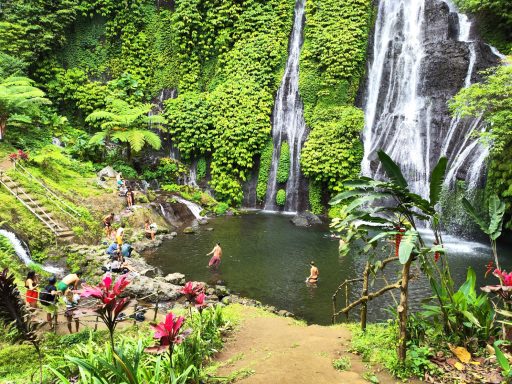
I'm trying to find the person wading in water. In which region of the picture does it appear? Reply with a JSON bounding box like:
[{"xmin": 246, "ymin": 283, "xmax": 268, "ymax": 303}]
[
  {"xmin": 207, "ymin": 242, "xmax": 222, "ymax": 269},
  {"xmin": 306, "ymin": 261, "xmax": 319, "ymax": 285}
]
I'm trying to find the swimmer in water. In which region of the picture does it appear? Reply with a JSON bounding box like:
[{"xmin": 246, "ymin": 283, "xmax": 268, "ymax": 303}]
[{"xmin": 306, "ymin": 261, "xmax": 319, "ymax": 285}]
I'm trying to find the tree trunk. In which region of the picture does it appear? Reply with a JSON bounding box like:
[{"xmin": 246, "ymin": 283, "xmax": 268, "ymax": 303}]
[
  {"xmin": 398, "ymin": 259, "xmax": 412, "ymax": 362},
  {"xmin": 126, "ymin": 142, "xmax": 132, "ymax": 162},
  {"xmin": 360, "ymin": 262, "xmax": 370, "ymax": 331},
  {"xmin": 0, "ymin": 118, "xmax": 6, "ymax": 141}
]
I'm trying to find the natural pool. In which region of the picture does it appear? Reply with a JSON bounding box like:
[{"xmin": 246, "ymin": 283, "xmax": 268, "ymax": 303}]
[{"xmin": 145, "ymin": 213, "xmax": 512, "ymax": 325}]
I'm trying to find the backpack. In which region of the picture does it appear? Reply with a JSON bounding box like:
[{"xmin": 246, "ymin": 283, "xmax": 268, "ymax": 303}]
[{"xmin": 39, "ymin": 285, "xmax": 55, "ymax": 306}]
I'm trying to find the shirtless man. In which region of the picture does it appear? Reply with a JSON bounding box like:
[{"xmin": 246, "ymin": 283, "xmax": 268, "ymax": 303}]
[
  {"xmin": 306, "ymin": 261, "xmax": 319, "ymax": 285},
  {"xmin": 207, "ymin": 242, "xmax": 222, "ymax": 269},
  {"xmin": 57, "ymin": 271, "xmax": 83, "ymax": 293},
  {"xmin": 103, "ymin": 213, "xmax": 115, "ymax": 237}
]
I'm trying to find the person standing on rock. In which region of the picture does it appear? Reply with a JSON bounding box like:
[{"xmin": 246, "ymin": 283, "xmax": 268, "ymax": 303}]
[
  {"xmin": 306, "ymin": 261, "xmax": 319, "ymax": 285},
  {"xmin": 207, "ymin": 242, "xmax": 222, "ymax": 269},
  {"xmin": 103, "ymin": 213, "xmax": 115, "ymax": 238}
]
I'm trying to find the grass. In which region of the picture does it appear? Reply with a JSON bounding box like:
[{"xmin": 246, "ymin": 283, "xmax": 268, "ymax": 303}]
[{"xmin": 332, "ymin": 356, "xmax": 351, "ymax": 371}]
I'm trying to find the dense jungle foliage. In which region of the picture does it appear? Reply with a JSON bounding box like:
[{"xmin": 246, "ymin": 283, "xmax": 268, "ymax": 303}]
[{"xmin": 0, "ymin": 0, "xmax": 373, "ymax": 209}]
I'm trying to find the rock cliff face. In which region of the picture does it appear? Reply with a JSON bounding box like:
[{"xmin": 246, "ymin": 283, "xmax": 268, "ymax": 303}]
[{"xmin": 361, "ymin": 0, "xmax": 500, "ymax": 196}]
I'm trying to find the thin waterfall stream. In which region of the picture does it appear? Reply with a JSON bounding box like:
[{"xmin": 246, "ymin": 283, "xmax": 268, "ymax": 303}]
[{"xmin": 264, "ymin": 0, "xmax": 307, "ymax": 212}]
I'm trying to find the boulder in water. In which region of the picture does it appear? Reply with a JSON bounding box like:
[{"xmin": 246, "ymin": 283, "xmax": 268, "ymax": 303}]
[
  {"xmin": 183, "ymin": 226, "xmax": 196, "ymax": 234},
  {"xmin": 291, "ymin": 212, "xmax": 322, "ymax": 227},
  {"xmin": 124, "ymin": 275, "xmax": 181, "ymax": 302},
  {"xmin": 164, "ymin": 272, "xmax": 186, "ymax": 285}
]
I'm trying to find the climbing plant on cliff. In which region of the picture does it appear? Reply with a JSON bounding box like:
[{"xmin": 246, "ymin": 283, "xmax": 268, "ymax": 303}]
[
  {"xmin": 299, "ymin": 0, "xmax": 372, "ymax": 200},
  {"xmin": 301, "ymin": 106, "xmax": 364, "ymax": 192}
]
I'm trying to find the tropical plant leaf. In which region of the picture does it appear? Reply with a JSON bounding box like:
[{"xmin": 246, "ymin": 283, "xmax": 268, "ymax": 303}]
[
  {"xmin": 377, "ymin": 150, "xmax": 408, "ymax": 189},
  {"xmin": 461, "ymin": 197, "xmax": 488, "ymax": 233},
  {"xmin": 398, "ymin": 230, "xmax": 417, "ymax": 264},
  {"xmin": 429, "ymin": 157, "xmax": 448, "ymax": 206},
  {"xmin": 494, "ymin": 342, "xmax": 511, "ymax": 373},
  {"xmin": 488, "ymin": 194, "xmax": 505, "ymax": 240}
]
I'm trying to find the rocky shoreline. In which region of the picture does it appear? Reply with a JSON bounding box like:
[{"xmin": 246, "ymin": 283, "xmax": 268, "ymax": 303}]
[{"xmin": 65, "ymin": 237, "xmax": 295, "ymax": 318}]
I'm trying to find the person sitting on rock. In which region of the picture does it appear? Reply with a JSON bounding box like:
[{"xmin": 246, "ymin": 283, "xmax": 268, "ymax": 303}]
[{"xmin": 144, "ymin": 219, "xmax": 155, "ymax": 240}]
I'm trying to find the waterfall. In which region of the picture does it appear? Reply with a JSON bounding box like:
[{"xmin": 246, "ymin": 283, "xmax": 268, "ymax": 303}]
[
  {"xmin": 0, "ymin": 229, "xmax": 63, "ymax": 275},
  {"xmin": 186, "ymin": 159, "xmax": 198, "ymax": 188},
  {"xmin": 361, "ymin": 0, "xmax": 500, "ymax": 197},
  {"xmin": 172, "ymin": 196, "xmax": 205, "ymax": 220},
  {"xmin": 264, "ymin": 0, "xmax": 307, "ymax": 212}
]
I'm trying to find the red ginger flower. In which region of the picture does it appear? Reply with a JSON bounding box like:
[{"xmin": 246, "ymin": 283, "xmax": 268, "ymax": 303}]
[{"xmin": 17, "ymin": 149, "xmax": 28, "ymax": 160}]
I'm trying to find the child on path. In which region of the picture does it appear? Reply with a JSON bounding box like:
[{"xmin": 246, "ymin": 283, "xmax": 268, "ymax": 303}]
[{"xmin": 63, "ymin": 288, "xmax": 80, "ymax": 334}]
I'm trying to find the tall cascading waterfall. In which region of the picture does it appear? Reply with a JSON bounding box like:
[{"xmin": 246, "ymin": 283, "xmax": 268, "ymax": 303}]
[
  {"xmin": 264, "ymin": 0, "xmax": 308, "ymax": 212},
  {"xmin": 361, "ymin": 0, "xmax": 500, "ymax": 198}
]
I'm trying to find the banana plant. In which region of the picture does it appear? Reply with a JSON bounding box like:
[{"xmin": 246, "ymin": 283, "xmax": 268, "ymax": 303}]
[{"xmin": 462, "ymin": 194, "xmax": 505, "ymax": 270}]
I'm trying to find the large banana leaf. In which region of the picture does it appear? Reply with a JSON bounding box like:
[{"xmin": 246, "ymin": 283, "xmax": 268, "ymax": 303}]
[
  {"xmin": 377, "ymin": 150, "xmax": 408, "ymax": 189},
  {"xmin": 429, "ymin": 157, "xmax": 448, "ymax": 206},
  {"xmin": 488, "ymin": 194, "xmax": 506, "ymax": 240}
]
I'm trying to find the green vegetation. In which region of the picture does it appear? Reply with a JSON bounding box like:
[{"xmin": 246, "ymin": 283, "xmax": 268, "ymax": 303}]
[
  {"xmin": 299, "ymin": 0, "xmax": 372, "ymax": 194},
  {"xmin": 450, "ymin": 65, "xmax": 512, "ymax": 225},
  {"xmin": 276, "ymin": 189, "xmax": 286, "ymax": 206},
  {"xmin": 276, "ymin": 141, "xmax": 290, "ymax": 183},
  {"xmin": 196, "ymin": 157, "xmax": 207, "ymax": 181},
  {"xmin": 332, "ymin": 356, "xmax": 351, "ymax": 371},
  {"xmin": 256, "ymin": 140, "xmax": 274, "ymax": 203},
  {"xmin": 308, "ymin": 180, "xmax": 323, "ymax": 215},
  {"xmin": 301, "ymin": 107, "xmax": 364, "ymax": 192}
]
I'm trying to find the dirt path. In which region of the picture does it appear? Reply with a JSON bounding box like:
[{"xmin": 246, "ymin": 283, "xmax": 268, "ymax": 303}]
[{"xmin": 214, "ymin": 306, "xmax": 420, "ymax": 384}]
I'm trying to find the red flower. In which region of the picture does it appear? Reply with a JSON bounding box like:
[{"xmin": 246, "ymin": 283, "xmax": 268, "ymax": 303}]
[
  {"xmin": 146, "ymin": 312, "xmax": 190, "ymax": 354},
  {"xmin": 485, "ymin": 261, "xmax": 494, "ymax": 278},
  {"xmin": 180, "ymin": 281, "xmax": 204, "ymax": 301},
  {"xmin": 80, "ymin": 274, "xmax": 131, "ymax": 349},
  {"xmin": 17, "ymin": 150, "xmax": 28, "ymax": 160},
  {"xmin": 195, "ymin": 292, "xmax": 207, "ymax": 310},
  {"xmin": 8, "ymin": 153, "xmax": 17, "ymax": 162},
  {"xmin": 494, "ymin": 269, "xmax": 512, "ymax": 286}
]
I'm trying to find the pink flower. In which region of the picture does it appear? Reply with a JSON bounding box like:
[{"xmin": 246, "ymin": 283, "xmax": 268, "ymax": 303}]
[
  {"xmin": 17, "ymin": 149, "xmax": 28, "ymax": 160},
  {"xmin": 8, "ymin": 153, "xmax": 17, "ymax": 162},
  {"xmin": 195, "ymin": 292, "xmax": 207, "ymax": 310},
  {"xmin": 180, "ymin": 281, "xmax": 203, "ymax": 301}
]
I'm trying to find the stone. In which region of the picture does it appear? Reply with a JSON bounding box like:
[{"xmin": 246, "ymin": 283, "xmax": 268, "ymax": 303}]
[
  {"xmin": 183, "ymin": 226, "xmax": 195, "ymax": 234},
  {"xmin": 291, "ymin": 212, "xmax": 323, "ymax": 227},
  {"xmin": 164, "ymin": 272, "xmax": 186, "ymax": 285},
  {"xmin": 124, "ymin": 275, "xmax": 182, "ymax": 302},
  {"xmin": 170, "ymin": 232, "xmax": 178, "ymax": 237},
  {"xmin": 215, "ymin": 285, "xmax": 230, "ymax": 298},
  {"xmin": 221, "ymin": 296, "xmax": 231, "ymax": 305},
  {"xmin": 206, "ymin": 227, "xmax": 214, "ymax": 231},
  {"xmin": 207, "ymin": 294, "xmax": 219, "ymax": 302},
  {"xmin": 97, "ymin": 166, "xmax": 117, "ymax": 178},
  {"xmin": 198, "ymin": 218, "xmax": 208, "ymax": 225},
  {"xmin": 206, "ymin": 288, "xmax": 215, "ymax": 296}
]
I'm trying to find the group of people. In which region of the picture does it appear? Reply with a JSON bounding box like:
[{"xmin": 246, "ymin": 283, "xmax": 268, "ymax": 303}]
[
  {"xmin": 24, "ymin": 271, "xmax": 83, "ymax": 333},
  {"xmin": 116, "ymin": 173, "xmax": 136, "ymax": 208}
]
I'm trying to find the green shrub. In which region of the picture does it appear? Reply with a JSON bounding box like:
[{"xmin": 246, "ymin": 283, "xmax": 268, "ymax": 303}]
[
  {"xmin": 114, "ymin": 163, "xmax": 138, "ymax": 179},
  {"xmin": 196, "ymin": 157, "xmax": 207, "ymax": 180},
  {"xmin": 332, "ymin": 356, "xmax": 351, "ymax": 371},
  {"xmin": 162, "ymin": 183, "xmax": 181, "ymax": 193},
  {"xmin": 214, "ymin": 202, "xmax": 229, "ymax": 215},
  {"xmin": 276, "ymin": 189, "xmax": 286, "ymax": 206},
  {"xmin": 276, "ymin": 141, "xmax": 290, "ymax": 183},
  {"xmin": 308, "ymin": 181, "xmax": 323, "ymax": 214},
  {"xmin": 256, "ymin": 140, "xmax": 274, "ymax": 202}
]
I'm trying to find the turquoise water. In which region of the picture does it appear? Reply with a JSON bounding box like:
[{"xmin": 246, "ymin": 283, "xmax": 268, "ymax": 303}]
[{"xmin": 145, "ymin": 213, "xmax": 512, "ymax": 325}]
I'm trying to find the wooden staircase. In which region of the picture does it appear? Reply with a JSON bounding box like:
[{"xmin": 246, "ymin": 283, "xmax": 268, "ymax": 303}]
[{"xmin": 0, "ymin": 169, "xmax": 76, "ymax": 241}]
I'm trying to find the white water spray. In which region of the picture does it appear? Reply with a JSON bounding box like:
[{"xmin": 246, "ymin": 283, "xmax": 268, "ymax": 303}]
[
  {"xmin": 0, "ymin": 229, "xmax": 63, "ymax": 274},
  {"xmin": 172, "ymin": 196, "xmax": 205, "ymax": 220}
]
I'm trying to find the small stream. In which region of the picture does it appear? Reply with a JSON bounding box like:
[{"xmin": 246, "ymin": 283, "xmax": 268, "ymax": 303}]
[{"xmin": 146, "ymin": 214, "xmax": 512, "ymax": 325}]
